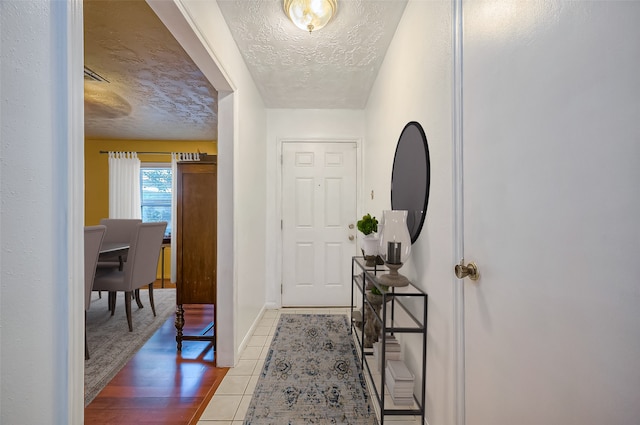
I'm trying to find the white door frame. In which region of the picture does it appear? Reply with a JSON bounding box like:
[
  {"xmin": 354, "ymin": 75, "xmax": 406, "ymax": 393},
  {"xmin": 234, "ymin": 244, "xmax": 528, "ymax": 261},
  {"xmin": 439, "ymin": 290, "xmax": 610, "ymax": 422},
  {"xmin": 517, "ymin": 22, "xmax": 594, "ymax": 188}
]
[
  {"xmin": 274, "ymin": 138, "xmax": 362, "ymax": 308},
  {"xmin": 452, "ymin": 0, "xmax": 465, "ymax": 424},
  {"xmin": 69, "ymin": 1, "xmax": 86, "ymax": 421}
]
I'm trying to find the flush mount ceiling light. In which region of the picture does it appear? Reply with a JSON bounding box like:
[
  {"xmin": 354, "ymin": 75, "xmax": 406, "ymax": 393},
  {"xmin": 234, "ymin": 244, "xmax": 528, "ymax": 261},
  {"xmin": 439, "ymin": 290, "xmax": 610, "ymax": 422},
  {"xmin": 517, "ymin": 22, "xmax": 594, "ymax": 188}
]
[
  {"xmin": 84, "ymin": 81, "xmax": 132, "ymax": 119},
  {"xmin": 284, "ymin": 0, "xmax": 337, "ymax": 33}
]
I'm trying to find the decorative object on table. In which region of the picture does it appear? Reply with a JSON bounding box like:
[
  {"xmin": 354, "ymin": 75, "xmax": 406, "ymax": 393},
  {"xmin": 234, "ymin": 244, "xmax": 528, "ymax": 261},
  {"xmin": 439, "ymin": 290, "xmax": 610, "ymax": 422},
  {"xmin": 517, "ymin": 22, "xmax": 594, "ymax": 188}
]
[
  {"xmin": 378, "ymin": 210, "xmax": 411, "ymax": 287},
  {"xmin": 390, "ymin": 121, "xmax": 431, "ymax": 244},
  {"xmin": 385, "ymin": 360, "xmax": 415, "ymax": 406},
  {"xmin": 363, "ymin": 282, "xmax": 389, "ymax": 348},
  {"xmin": 357, "ymin": 213, "xmax": 380, "ymax": 267},
  {"xmin": 244, "ymin": 314, "xmax": 377, "ymax": 424},
  {"xmin": 373, "ymin": 334, "xmax": 401, "ymax": 372},
  {"xmin": 352, "ymin": 308, "xmax": 363, "ymax": 329}
]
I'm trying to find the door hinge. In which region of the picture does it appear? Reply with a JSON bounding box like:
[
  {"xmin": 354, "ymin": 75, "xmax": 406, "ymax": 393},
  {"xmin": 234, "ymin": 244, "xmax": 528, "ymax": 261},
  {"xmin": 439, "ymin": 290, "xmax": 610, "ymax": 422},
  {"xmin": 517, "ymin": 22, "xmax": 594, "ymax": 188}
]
[
  {"xmin": 280, "ymin": 154, "xmax": 283, "ymax": 165},
  {"xmin": 280, "ymin": 283, "xmax": 283, "ymax": 294},
  {"xmin": 281, "ymin": 219, "xmax": 283, "ymax": 230}
]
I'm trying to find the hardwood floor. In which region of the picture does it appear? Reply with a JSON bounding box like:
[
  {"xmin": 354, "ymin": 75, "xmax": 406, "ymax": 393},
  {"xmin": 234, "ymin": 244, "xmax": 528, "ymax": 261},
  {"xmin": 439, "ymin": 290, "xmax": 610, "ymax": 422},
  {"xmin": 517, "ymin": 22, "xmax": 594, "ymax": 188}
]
[{"xmin": 85, "ymin": 281, "xmax": 228, "ymax": 424}]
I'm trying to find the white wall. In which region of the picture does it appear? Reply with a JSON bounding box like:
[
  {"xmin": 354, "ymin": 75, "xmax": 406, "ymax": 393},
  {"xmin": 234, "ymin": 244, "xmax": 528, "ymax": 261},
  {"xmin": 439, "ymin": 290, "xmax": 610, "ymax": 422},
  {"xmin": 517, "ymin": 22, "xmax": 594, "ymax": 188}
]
[
  {"xmin": 1, "ymin": 0, "xmax": 85, "ymax": 423},
  {"xmin": 265, "ymin": 109, "xmax": 365, "ymax": 307},
  {"xmin": 149, "ymin": 0, "xmax": 268, "ymax": 366},
  {"xmin": 364, "ymin": 1, "xmax": 454, "ymax": 424},
  {"xmin": 181, "ymin": 0, "xmax": 267, "ymax": 365}
]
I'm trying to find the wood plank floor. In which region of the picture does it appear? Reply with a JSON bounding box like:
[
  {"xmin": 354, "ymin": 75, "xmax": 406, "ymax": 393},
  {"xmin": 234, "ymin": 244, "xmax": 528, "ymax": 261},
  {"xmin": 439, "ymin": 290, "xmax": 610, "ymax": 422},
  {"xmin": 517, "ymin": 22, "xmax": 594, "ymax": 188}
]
[{"xmin": 85, "ymin": 282, "xmax": 228, "ymax": 425}]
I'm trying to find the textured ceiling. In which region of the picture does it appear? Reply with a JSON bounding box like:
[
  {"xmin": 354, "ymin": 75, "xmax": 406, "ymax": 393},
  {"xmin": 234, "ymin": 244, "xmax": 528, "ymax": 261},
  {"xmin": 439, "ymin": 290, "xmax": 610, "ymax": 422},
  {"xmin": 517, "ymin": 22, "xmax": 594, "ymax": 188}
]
[
  {"xmin": 84, "ymin": 0, "xmax": 218, "ymax": 141},
  {"xmin": 83, "ymin": 0, "xmax": 407, "ymax": 141},
  {"xmin": 217, "ymin": 0, "xmax": 408, "ymax": 109}
]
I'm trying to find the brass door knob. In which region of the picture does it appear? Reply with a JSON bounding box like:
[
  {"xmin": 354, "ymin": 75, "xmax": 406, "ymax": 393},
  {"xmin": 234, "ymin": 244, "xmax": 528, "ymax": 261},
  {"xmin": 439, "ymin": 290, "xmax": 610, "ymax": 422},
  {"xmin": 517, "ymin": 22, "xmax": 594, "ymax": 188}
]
[
  {"xmin": 349, "ymin": 235, "xmax": 355, "ymax": 241},
  {"xmin": 455, "ymin": 262, "xmax": 479, "ymax": 280}
]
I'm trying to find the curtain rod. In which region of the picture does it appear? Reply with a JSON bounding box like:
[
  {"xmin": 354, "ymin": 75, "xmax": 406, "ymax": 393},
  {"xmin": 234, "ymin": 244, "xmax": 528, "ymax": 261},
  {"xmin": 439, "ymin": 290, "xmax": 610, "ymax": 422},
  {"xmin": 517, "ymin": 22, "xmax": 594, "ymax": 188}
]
[{"xmin": 99, "ymin": 151, "xmax": 210, "ymax": 156}]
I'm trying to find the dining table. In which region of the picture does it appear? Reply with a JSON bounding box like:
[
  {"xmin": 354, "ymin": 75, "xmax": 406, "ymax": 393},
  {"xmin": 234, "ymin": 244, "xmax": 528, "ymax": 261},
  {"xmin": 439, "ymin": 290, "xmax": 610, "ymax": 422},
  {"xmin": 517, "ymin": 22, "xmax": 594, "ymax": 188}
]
[
  {"xmin": 99, "ymin": 241, "xmax": 130, "ymax": 255},
  {"xmin": 96, "ymin": 241, "xmax": 143, "ymax": 309},
  {"xmin": 98, "ymin": 241, "xmax": 130, "ymax": 270}
]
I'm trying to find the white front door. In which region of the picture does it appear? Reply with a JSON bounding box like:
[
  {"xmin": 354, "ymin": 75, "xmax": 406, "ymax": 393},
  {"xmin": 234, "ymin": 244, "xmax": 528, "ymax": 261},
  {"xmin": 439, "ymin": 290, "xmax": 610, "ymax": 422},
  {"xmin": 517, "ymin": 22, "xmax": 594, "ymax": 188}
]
[
  {"xmin": 281, "ymin": 142, "xmax": 358, "ymax": 307},
  {"xmin": 460, "ymin": 2, "xmax": 640, "ymax": 424}
]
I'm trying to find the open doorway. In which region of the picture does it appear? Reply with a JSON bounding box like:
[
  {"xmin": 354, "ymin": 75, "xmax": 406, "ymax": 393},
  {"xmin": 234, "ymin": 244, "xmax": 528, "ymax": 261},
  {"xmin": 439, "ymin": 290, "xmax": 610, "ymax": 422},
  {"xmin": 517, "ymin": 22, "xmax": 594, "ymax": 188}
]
[{"xmin": 77, "ymin": 0, "xmax": 236, "ymax": 416}]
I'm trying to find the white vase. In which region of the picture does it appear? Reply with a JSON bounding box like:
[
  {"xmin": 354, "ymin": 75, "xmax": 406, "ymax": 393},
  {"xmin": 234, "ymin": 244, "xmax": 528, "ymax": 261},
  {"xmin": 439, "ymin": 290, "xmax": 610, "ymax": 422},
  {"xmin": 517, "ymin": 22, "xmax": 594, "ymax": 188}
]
[
  {"xmin": 361, "ymin": 234, "xmax": 379, "ymax": 257},
  {"xmin": 360, "ymin": 234, "xmax": 379, "ymax": 266}
]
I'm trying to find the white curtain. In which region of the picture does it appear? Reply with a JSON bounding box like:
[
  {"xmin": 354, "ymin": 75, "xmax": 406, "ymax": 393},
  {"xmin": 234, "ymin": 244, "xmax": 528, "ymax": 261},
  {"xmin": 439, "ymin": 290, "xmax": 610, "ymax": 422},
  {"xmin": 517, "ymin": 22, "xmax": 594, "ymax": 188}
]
[
  {"xmin": 170, "ymin": 153, "xmax": 201, "ymax": 283},
  {"xmin": 108, "ymin": 152, "xmax": 141, "ymax": 219}
]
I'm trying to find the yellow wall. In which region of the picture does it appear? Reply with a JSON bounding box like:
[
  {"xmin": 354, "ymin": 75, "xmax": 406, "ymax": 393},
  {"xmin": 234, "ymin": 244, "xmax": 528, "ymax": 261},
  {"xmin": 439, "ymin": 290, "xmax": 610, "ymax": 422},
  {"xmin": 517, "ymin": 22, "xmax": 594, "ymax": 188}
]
[{"xmin": 85, "ymin": 139, "xmax": 217, "ymax": 278}]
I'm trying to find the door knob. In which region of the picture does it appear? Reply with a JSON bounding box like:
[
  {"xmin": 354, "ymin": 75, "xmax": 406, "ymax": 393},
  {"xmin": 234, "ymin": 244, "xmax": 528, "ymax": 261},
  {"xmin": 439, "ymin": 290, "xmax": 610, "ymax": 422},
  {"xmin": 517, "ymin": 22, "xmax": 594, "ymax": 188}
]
[
  {"xmin": 349, "ymin": 224, "xmax": 354, "ymax": 229},
  {"xmin": 455, "ymin": 261, "xmax": 479, "ymax": 280},
  {"xmin": 349, "ymin": 235, "xmax": 355, "ymax": 241}
]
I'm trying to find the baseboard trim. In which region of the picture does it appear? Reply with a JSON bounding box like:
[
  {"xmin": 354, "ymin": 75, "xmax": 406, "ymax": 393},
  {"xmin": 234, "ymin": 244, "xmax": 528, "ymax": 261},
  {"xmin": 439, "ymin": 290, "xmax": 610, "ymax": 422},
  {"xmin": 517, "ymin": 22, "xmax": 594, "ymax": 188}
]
[{"xmin": 236, "ymin": 305, "xmax": 268, "ymax": 361}]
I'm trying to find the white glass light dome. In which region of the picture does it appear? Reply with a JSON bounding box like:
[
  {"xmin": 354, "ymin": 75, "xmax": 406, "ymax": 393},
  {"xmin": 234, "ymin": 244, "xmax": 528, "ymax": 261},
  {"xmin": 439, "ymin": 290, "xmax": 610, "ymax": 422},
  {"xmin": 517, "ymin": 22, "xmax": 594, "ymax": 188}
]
[{"xmin": 284, "ymin": 0, "xmax": 337, "ymax": 33}]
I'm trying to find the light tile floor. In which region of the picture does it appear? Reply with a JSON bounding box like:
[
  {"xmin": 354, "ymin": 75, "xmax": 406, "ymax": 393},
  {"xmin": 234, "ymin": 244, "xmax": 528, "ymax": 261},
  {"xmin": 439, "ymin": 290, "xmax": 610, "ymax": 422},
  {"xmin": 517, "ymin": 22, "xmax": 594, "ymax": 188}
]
[{"xmin": 196, "ymin": 308, "xmax": 422, "ymax": 425}]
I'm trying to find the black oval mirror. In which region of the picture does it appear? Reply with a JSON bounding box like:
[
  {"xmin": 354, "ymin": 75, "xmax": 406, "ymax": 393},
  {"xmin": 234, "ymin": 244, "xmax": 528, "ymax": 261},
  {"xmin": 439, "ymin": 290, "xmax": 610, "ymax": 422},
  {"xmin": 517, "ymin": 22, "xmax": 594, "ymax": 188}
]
[{"xmin": 390, "ymin": 121, "xmax": 430, "ymax": 244}]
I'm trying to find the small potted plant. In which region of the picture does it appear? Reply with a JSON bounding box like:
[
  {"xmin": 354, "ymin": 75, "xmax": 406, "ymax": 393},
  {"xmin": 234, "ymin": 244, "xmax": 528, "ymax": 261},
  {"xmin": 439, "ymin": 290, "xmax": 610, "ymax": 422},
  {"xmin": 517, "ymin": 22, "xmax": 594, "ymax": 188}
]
[{"xmin": 357, "ymin": 213, "xmax": 379, "ymax": 266}]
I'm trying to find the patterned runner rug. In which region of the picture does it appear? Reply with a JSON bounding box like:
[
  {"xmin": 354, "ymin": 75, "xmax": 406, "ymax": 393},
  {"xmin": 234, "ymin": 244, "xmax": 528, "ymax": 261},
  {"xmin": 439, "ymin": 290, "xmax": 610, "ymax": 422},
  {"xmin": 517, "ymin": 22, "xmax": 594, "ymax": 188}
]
[{"xmin": 244, "ymin": 314, "xmax": 377, "ymax": 424}]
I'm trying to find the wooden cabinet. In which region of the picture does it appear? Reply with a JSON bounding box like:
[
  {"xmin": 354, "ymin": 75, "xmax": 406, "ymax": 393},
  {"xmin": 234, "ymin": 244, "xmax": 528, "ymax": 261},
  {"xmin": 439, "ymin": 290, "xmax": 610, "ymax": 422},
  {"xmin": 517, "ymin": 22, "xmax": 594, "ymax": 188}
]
[{"xmin": 174, "ymin": 156, "xmax": 217, "ymax": 351}]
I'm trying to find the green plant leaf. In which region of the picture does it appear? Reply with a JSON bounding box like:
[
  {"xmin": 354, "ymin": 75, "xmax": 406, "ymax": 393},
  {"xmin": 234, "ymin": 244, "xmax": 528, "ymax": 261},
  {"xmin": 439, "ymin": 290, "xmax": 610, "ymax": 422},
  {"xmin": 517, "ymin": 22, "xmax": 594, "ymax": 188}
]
[
  {"xmin": 357, "ymin": 213, "xmax": 378, "ymax": 235},
  {"xmin": 370, "ymin": 284, "xmax": 388, "ymax": 295}
]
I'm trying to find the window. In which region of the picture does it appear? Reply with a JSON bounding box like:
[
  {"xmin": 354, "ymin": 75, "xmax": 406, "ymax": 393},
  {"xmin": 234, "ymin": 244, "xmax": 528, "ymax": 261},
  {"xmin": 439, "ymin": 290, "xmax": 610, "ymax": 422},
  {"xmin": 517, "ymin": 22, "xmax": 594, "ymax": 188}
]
[{"xmin": 140, "ymin": 164, "xmax": 172, "ymax": 238}]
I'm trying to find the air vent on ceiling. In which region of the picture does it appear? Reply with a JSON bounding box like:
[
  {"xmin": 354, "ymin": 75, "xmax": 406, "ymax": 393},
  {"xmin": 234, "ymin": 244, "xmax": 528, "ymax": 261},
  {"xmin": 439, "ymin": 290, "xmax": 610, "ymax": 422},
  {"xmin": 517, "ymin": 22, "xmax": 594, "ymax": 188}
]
[{"xmin": 84, "ymin": 66, "xmax": 109, "ymax": 83}]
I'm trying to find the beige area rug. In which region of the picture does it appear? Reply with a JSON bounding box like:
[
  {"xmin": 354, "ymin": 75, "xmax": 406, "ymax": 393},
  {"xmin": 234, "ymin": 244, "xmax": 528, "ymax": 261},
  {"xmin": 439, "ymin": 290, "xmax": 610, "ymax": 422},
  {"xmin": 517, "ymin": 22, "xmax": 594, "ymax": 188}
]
[
  {"xmin": 244, "ymin": 314, "xmax": 377, "ymax": 424},
  {"xmin": 84, "ymin": 288, "xmax": 175, "ymax": 406}
]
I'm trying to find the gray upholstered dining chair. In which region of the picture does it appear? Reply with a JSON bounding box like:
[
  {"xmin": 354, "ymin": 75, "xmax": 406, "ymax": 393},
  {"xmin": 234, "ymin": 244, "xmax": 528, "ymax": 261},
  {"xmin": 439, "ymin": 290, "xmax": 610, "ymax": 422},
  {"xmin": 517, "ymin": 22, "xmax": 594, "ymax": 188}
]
[
  {"xmin": 97, "ymin": 218, "xmax": 142, "ymax": 269},
  {"xmin": 96, "ymin": 218, "xmax": 142, "ymax": 305},
  {"xmin": 85, "ymin": 225, "xmax": 106, "ymax": 360},
  {"xmin": 92, "ymin": 221, "xmax": 167, "ymax": 332}
]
